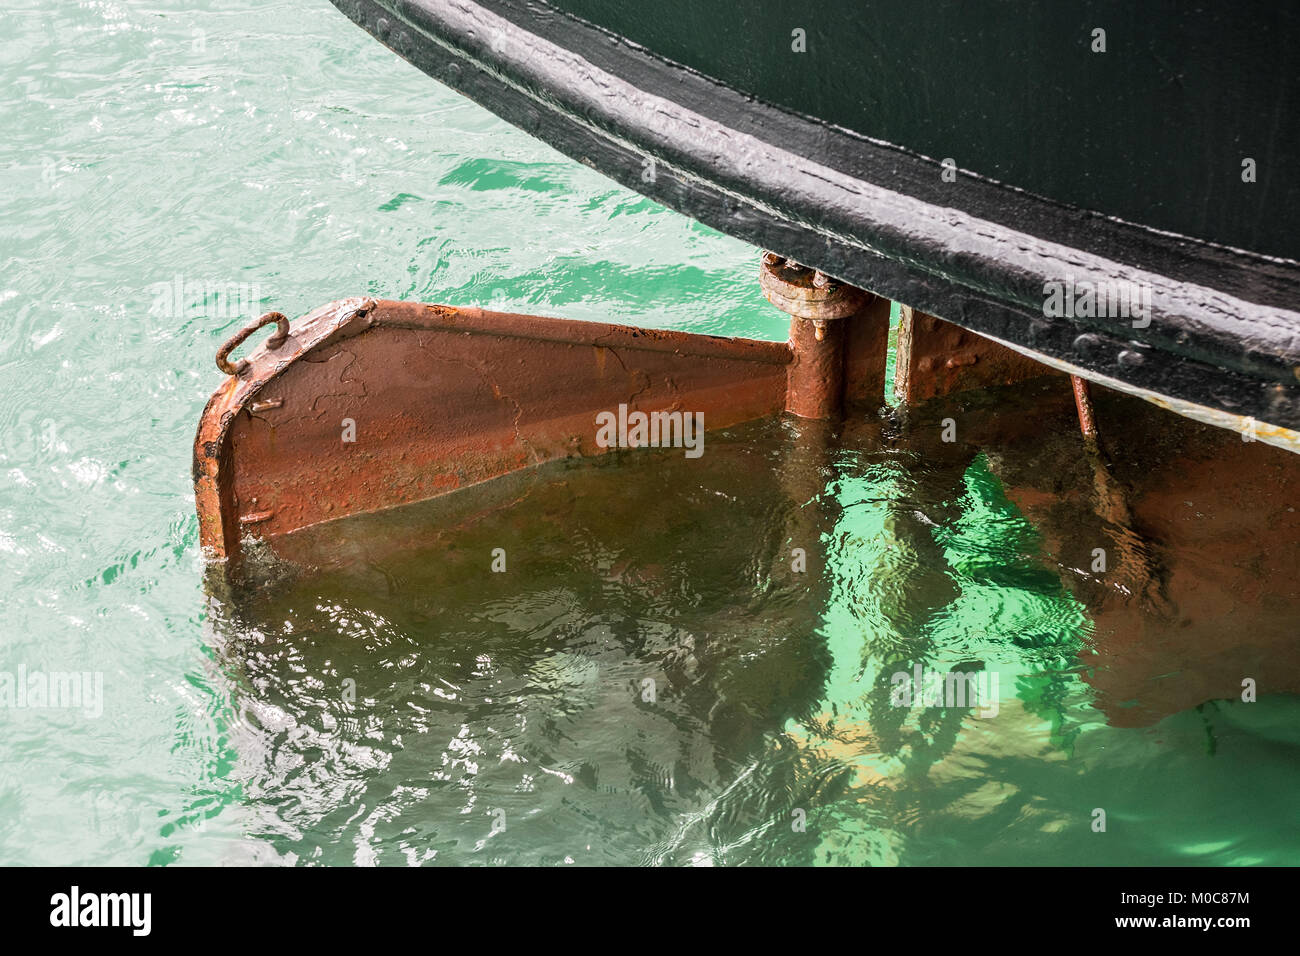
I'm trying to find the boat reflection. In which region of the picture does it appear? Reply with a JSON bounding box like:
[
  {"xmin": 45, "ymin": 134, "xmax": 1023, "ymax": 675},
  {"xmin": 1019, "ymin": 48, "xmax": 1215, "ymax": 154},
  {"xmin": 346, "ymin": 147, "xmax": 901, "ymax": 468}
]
[{"xmin": 198, "ymin": 383, "xmax": 1300, "ymax": 863}]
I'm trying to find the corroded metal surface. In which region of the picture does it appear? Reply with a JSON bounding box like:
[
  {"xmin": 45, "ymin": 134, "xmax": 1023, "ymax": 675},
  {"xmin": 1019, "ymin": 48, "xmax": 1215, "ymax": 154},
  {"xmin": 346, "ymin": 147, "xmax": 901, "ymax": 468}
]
[
  {"xmin": 894, "ymin": 306, "xmax": 1060, "ymax": 404},
  {"xmin": 195, "ymin": 280, "xmax": 900, "ymax": 563},
  {"xmin": 783, "ymin": 312, "xmax": 848, "ymax": 420},
  {"xmin": 195, "ymin": 298, "xmax": 793, "ymax": 562},
  {"xmin": 841, "ymin": 295, "xmax": 892, "ymax": 411},
  {"xmin": 761, "ymin": 253, "xmax": 890, "ymax": 419},
  {"xmin": 778, "ymin": 298, "xmax": 890, "ymax": 420},
  {"xmin": 215, "ymin": 312, "xmax": 291, "ymax": 376},
  {"xmin": 759, "ymin": 254, "xmax": 869, "ymax": 322},
  {"xmin": 1071, "ymin": 375, "xmax": 1098, "ymax": 441}
]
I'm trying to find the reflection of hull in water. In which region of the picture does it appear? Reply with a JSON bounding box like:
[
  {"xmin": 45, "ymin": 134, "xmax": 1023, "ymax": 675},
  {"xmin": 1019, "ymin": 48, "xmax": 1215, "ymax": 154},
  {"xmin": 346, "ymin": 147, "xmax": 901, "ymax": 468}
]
[
  {"xmin": 842, "ymin": 376, "xmax": 1300, "ymax": 730},
  {"xmin": 979, "ymin": 386, "xmax": 1300, "ymax": 728},
  {"xmin": 221, "ymin": 378, "xmax": 1300, "ymax": 734},
  {"xmin": 203, "ymin": 420, "xmax": 842, "ymax": 865},
  {"xmin": 204, "ymin": 400, "xmax": 1300, "ymax": 863}
]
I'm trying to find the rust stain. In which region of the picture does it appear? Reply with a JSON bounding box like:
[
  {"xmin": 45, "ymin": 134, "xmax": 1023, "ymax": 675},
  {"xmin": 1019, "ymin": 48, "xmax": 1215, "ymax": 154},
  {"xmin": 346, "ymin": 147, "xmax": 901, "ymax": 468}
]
[{"xmin": 895, "ymin": 305, "xmax": 1059, "ymax": 404}]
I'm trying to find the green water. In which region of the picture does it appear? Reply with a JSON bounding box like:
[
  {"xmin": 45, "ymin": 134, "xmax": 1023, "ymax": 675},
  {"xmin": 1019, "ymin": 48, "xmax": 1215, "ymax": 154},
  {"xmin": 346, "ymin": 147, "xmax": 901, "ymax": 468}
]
[{"xmin": 2, "ymin": 0, "xmax": 1298, "ymax": 866}]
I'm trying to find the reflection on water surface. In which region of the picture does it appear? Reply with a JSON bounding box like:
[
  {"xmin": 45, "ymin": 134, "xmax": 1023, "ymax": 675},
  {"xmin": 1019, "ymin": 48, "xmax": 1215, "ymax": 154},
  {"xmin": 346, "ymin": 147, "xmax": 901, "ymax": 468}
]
[{"xmin": 198, "ymin": 380, "xmax": 1300, "ymax": 865}]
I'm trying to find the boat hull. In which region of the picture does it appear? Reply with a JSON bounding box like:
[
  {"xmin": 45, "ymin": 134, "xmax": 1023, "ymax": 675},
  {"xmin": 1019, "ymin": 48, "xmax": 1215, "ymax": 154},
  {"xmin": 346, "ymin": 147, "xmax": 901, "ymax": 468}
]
[{"xmin": 328, "ymin": 0, "xmax": 1300, "ymax": 435}]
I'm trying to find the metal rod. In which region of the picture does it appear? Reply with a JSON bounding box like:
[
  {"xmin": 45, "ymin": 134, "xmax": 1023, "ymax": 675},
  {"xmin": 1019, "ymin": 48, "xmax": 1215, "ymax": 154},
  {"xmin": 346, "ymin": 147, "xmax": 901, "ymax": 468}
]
[{"xmin": 1072, "ymin": 375, "xmax": 1098, "ymax": 441}]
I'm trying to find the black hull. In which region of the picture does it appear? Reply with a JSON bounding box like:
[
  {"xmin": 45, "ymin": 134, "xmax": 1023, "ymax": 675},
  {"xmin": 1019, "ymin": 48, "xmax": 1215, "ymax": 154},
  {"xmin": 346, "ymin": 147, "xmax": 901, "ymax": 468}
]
[{"xmin": 328, "ymin": 0, "xmax": 1300, "ymax": 441}]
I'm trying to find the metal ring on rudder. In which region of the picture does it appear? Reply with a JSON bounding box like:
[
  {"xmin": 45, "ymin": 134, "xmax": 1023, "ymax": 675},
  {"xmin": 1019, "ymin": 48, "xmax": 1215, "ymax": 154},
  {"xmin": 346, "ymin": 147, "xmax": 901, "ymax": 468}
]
[{"xmin": 215, "ymin": 312, "xmax": 291, "ymax": 376}]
